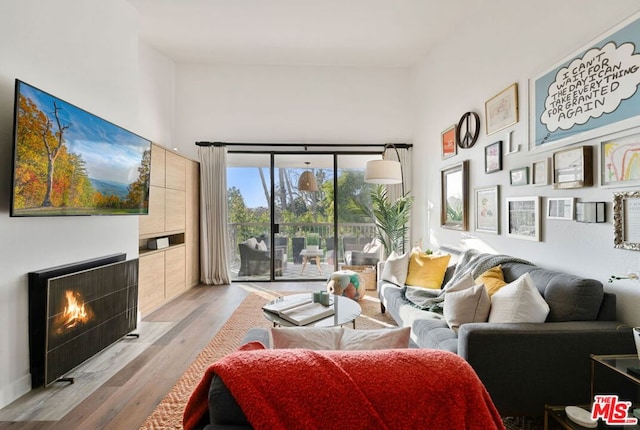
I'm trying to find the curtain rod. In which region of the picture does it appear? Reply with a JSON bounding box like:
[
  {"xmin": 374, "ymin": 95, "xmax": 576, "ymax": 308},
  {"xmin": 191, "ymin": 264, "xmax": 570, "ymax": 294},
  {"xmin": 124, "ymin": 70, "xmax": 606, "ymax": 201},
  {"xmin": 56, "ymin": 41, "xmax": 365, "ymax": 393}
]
[{"xmin": 195, "ymin": 141, "xmax": 412, "ymax": 149}]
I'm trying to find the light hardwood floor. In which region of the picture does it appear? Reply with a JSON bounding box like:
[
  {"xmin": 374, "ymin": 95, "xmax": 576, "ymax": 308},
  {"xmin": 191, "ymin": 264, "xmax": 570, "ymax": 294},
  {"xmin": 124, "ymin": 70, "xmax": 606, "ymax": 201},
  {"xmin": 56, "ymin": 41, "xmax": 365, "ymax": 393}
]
[{"xmin": 0, "ymin": 281, "xmax": 322, "ymax": 430}]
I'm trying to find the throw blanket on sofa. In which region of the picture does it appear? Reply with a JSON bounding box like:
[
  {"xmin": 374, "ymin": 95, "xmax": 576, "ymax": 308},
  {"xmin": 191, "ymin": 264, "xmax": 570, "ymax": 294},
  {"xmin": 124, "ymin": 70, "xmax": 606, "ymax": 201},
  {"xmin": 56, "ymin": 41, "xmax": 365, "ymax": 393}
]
[
  {"xmin": 183, "ymin": 343, "xmax": 504, "ymax": 430},
  {"xmin": 404, "ymin": 249, "xmax": 533, "ymax": 312}
]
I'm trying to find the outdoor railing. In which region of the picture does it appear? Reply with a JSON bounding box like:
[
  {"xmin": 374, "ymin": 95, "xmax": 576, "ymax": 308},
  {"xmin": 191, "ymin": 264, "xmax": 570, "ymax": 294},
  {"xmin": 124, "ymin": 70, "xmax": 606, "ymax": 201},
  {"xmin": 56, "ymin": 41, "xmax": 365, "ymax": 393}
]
[{"xmin": 228, "ymin": 222, "xmax": 377, "ymax": 265}]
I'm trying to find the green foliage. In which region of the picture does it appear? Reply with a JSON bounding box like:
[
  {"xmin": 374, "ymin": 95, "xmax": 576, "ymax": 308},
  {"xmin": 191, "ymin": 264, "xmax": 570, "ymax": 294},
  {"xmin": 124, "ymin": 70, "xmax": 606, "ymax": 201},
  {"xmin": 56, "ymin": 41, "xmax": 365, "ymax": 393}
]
[
  {"xmin": 306, "ymin": 232, "xmax": 320, "ymax": 246},
  {"xmin": 349, "ymin": 185, "xmax": 413, "ymax": 256}
]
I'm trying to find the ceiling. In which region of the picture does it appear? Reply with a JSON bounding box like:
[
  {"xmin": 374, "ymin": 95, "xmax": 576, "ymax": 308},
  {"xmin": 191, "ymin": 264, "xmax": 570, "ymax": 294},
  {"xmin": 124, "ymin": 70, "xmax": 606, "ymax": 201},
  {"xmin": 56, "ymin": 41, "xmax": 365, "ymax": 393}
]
[{"xmin": 128, "ymin": 0, "xmax": 480, "ymax": 67}]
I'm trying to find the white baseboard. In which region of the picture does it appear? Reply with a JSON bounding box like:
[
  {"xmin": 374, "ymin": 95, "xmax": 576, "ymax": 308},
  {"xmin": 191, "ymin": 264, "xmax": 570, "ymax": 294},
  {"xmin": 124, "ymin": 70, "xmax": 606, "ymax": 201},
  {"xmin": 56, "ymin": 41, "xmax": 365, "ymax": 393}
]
[{"xmin": 0, "ymin": 373, "xmax": 31, "ymax": 409}]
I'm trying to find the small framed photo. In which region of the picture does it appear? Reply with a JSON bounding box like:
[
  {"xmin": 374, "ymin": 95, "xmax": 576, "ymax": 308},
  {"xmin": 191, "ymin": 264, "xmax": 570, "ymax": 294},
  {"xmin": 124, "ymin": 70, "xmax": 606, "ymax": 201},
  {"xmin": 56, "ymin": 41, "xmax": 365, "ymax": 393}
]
[
  {"xmin": 475, "ymin": 186, "xmax": 499, "ymax": 234},
  {"xmin": 506, "ymin": 196, "xmax": 540, "ymax": 241},
  {"xmin": 485, "ymin": 83, "xmax": 519, "ymax": 135},
  {"xmin": 510, "ymin": 167, "xmax": 529, "ymax": 186},
  {"xmin": 441, "ymin": 124, "xmax": 457, "ymax": 159},
  {"xmin": 484, "ymin": 141, "xmax": 503, "ymax": 174},
  {"xmin": 532, "ymin": 158, "xmax": 550, "ymax": 186},
  {"xmin": 601, "ymin": 133, "xmax": 640, "ymax": 187},
  {"xmin": 547, "ymin": 197, "xmax": 574, "ymax": 220},
  {"xmin": 614, "ymin": 191, "xmax": 640, "ymax": 250}
]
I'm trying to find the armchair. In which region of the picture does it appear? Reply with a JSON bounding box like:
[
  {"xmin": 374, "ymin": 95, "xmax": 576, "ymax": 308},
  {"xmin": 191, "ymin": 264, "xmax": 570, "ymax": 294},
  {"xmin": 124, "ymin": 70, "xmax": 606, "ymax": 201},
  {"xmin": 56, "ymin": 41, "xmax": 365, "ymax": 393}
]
[
  {"xmin": 237, "ymin": 237, "xmax": 287, "ymax": 277},
  {"xmin": 343, "ymin": 237, "xmax": 382, "ymax": 266}
]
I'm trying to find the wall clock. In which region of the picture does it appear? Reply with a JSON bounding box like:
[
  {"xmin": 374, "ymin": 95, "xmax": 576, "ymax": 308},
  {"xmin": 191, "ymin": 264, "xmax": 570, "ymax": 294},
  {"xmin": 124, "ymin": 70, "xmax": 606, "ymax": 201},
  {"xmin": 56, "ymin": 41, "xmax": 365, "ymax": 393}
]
[
  {"xmin": 456, "ymin": 112, "xmax": 480, "ymax": 149},
  {"xmin": 552, "ymin": 145, "xmax": 593, "ymax": 189}
]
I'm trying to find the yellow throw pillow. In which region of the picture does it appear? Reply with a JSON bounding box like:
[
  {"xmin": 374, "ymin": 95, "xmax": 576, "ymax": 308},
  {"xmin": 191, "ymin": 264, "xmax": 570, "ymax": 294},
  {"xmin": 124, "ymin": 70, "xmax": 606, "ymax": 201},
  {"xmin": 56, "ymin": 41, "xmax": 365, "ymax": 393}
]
[
  {"xmin": 405, "ymin": 253, "xmax": 451, "ymax": 289},
  {"xmin": 475, "ymin": 265, "xmax": 508, "ymax": 296}
]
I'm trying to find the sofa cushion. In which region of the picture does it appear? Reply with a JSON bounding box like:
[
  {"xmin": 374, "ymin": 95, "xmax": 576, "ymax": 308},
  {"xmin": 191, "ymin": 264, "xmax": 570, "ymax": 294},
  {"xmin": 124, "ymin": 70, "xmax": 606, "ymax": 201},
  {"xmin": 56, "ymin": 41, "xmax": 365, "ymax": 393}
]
[
  {"xmin": 444, "ymin": 284, "xmax": 491, "ymax": 333},
  {"xmin": 380, "ymin": 251, "xmax": 410, "ymax": 287},
  {"xmin": 475, "ymin": 265, "xmax": 507, "ymax": 296},
  {"xmin": 488, "ymin": 273, "xmax": 550, "ymax": 323},
  {"xmin": 501, "ymin": 263, "xmax": 604, "ymax": 321},
  {"xmin": 412, "ymin": 318, "xmax": 458, "ymax": 352},
  {"xmin": 406, "ymin": 252, "xmax": 451, "ymax": 289},
  {"xmin": 340, "ymin": 327, "xmax": 411, "ymax": 350}
]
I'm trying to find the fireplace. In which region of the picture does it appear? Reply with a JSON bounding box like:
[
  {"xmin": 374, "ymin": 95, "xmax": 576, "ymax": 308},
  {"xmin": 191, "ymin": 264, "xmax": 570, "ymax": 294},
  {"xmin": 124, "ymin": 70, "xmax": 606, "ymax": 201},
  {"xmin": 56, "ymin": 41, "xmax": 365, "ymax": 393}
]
[{"xmin": 28, "ymin": 254, "xmax": 139, "ymax": 387}]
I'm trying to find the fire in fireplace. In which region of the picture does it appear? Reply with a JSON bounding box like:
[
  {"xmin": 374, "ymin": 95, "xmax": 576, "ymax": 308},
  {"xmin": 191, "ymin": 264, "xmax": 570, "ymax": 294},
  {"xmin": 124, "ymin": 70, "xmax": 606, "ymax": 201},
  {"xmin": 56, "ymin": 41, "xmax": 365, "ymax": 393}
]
[
  {"xmin": 54, "ymin": 290, "xmax": 93, "ymax": 334},
  {"xmin": 29, "ymin": 253, "xmax": 139, "ymax": 387}
]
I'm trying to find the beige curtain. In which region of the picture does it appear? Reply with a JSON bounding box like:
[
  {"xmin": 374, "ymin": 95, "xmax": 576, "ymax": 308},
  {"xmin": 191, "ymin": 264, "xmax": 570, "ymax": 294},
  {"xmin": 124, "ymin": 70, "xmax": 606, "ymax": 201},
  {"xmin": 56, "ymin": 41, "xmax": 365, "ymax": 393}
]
[{"xmin": 198, "ymin": 145, "xmax": 231, "ymax": 285}]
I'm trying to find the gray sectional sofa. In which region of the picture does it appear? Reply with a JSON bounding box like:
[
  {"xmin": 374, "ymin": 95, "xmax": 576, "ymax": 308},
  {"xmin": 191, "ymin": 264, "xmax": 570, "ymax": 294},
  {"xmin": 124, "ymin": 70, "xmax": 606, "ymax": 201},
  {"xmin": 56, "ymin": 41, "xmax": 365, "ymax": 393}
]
[{"xmin": 377, "ymin": 250, "xmax": 636, "ymax": 417}]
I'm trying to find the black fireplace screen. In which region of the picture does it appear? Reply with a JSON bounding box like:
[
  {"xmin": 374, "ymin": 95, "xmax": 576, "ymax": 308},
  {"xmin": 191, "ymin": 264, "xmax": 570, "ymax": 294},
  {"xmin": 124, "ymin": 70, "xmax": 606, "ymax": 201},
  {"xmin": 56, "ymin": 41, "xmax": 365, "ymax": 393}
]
[{"xmin": 29, "ymin": 254, "xmax": 138, "ymax": 387}]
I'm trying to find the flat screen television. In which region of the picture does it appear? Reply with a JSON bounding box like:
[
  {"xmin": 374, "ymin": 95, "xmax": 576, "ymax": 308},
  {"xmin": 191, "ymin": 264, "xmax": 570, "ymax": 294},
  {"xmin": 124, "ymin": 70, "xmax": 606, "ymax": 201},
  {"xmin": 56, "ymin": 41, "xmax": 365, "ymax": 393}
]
[{"xmin": 11, "ymin": 79, "xmax": 152, "ymax": 217}]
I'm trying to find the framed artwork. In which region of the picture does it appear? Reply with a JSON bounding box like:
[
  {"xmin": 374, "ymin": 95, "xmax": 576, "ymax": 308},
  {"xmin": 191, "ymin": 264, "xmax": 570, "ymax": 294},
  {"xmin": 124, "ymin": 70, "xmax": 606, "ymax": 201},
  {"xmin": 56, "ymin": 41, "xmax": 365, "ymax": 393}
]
[
  {"xmin": 441, "ymin": 160, "xmax": 468, "ymax": 231},
  {"xmin": 484, "ymin": 141, "xmax": 503, "ymax": 173},
  {"xmin": 614, "ymin": 191, "xmax": 640, "ymax": 251},
  {"xmin": 506, "ymin": 196, "xmax": 540, "ymax": 241},
  {"xmin": 510, "ymin": 167, "xmax": 529, "ymax": 186},
  {"xmin": 529, "ymin": 11, "xmax": 640, "ymax": 151},
  {"xmin": 532, "ymin": 158, "xmax": 550, "ymax": 186},
  {"xmin": 485, "ymin": 83, "xmax": 518, "ymax": 135},
  {"xmin": 547, "ymin": 197, "xmax": 575, "ymax": 220},
  {"xmin": 552, "ymin": 145, "xmax": 593, "ymax": 189},
  {"xmin": 475, "ymin": 186, "xmax": 499, "ymax": 234},
  {"xmin": 601, "ymin": 132, "xmax": 640, "ymax": 187},
  {"xmin": 441, "ymin": 124, "xmax": 457, "ymax": 159}
]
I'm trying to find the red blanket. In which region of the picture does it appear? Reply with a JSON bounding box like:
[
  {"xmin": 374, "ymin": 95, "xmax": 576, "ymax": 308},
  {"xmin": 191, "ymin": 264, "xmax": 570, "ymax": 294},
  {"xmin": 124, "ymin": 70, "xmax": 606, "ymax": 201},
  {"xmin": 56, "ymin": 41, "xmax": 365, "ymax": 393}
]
[{"xmin": 184, "ymin": 343, "xmax": 504, "ymax": 430}]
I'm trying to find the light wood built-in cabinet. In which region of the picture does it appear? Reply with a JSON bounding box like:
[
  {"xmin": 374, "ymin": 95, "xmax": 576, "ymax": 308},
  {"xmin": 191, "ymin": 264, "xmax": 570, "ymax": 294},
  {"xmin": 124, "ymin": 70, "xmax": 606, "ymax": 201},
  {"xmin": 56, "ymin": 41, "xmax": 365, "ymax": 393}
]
[{"xmin": 138, "ymin": 143, "xmax": 200, "ymax": 316}]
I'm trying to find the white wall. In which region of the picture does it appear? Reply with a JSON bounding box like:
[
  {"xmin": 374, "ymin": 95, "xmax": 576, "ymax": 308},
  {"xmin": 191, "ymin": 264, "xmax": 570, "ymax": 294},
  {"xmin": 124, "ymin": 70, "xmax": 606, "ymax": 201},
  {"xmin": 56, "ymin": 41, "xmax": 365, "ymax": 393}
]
[
  {"xmin": 173, "ymin": 64, "xmax": 412, "ymax": 160},
  {"xmin": 0, "ymin": 0, "xmax": 145, "ymax": 408},
  {"xmin": 412, "ymin": 0, "xmax": 640, "ymax": 326}
]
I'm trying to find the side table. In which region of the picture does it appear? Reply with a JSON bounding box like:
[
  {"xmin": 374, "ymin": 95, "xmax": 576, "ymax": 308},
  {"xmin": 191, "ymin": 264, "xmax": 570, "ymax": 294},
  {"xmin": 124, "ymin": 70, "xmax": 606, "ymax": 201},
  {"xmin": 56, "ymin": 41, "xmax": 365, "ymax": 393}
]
[{"xmin": 544, "ymin": 354, "xmax": 640, "ymax": 429}]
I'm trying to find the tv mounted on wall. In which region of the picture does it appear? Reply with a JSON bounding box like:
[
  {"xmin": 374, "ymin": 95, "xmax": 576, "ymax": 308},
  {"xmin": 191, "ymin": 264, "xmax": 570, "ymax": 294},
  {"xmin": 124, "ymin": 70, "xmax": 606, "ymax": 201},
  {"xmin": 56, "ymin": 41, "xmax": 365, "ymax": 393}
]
[{"xmin": 11, "ymin": 79, "xmax": 152, "ymax": 217}]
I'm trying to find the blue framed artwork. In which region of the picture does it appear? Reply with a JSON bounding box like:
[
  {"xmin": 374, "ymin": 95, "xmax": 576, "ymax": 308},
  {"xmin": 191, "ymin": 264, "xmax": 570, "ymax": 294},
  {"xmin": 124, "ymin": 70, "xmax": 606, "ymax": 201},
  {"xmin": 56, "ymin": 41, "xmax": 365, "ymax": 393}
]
[{"xmin": 529, "ymin": 11, "xmax": 640, "ymax": 150}]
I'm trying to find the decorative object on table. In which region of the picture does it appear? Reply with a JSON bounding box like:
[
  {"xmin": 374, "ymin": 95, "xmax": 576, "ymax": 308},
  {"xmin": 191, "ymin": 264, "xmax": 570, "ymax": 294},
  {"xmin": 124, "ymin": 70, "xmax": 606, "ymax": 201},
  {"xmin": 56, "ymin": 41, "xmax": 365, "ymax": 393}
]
[
  {"xmin": 506, "ymin": 196, "xmax": 540, "ymax": 241},
  {"xmin": 484, "ymin": 141, "xmax": 502, "ymax": 173},
  {"xmin": 485, "ymin": 83, "xmax": 518, "ymax": 136},
  {"xmin": 305, "ymin": 232, "xmax": 320, "ymax": 252},
  {"xmin": 552, "ymin": 145, "xmax": 593, "ymax": 189},
  {"xmin": 634, "ymin": 327, "xmax": 640, "ymax": 361},
  {"xmin": 614, "ymin": 191, "xmax": 640, "ymax": 250},
  {"xmin": 600, "ymin": 132, "xmax": 640, "ymax": 187},
  {"xmin": 528, "ymin": 12, "xmax": 640, "ymax": 150},
  {"xmin": 564, "ymin": 406, "xmax": 597, "ymax": 428},
  {"xmin": 441, "ymin": 160, "xmax": 468, "ymax": 231},
  {"xmin": 509, "ymin": 166, "xmax": 529, "ymax": 186},
  {"xmin": 475, "ymin": 186, "xmax": 499, "ymax": 234},
  {"xmin": 326, "ymin": 270, "xmax": 364, "ymax": 301},
  {"xmin": 531, "ymin": 158, "xmax": 550, "ymax": 186},
  {"xmin": 441, "ymin": 124, "xmax": 457, "ymax": 159},
  {"xmin": 576, "ymin": 201, "xmax": 606, "ymax": 223},
  {"xmin": 547, "ymin": 197, "xmax": 574, "ymax": 220},
  {"xmin": 298, "ymin": 161, "xmax": 318, "ymax": 192},
  {"xmin": 456, "ymin": 111, "xmax": 480, "ymax": 149}
]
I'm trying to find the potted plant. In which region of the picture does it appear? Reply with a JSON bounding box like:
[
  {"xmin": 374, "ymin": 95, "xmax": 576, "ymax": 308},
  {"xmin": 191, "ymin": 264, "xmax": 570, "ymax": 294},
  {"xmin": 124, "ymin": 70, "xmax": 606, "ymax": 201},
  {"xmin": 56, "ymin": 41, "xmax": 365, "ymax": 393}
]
[
  {"xmin": 306, "ymin": 233, "xmax": 320, "ymax": 252},
  {"xmin": 350, "ymin": 185, "xmax": 413, "ymax": 257}
]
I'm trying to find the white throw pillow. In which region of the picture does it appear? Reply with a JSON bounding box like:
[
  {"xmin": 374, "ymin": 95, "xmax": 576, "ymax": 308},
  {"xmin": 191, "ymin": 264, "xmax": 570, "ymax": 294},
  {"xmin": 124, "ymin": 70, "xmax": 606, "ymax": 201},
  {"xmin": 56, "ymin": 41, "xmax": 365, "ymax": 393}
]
[
  {"xmin": 380, "ymin": 251, "xmax": 410, "ymax": 287},
  {"xmin": 339, "ymin": 327, "xmax": 411, "ymax": 350},
  {"xmin": 270, "ymin": 326, "xmax": 411, "ymax": 350},
  {"xmin": 244, "ymin": 237, "xmax": 258, "ymax": 249},
  {"xmin": 256, "ymin": 240, "xmax": 268, "ymax": 251},
  {"xmin": 443, "ymin": 272, "xmax": 475, "ymax": 293},
  {"xmin": 443, "ymin": 284, "xmax": 491, "ymax": 332},
  {"xmin": 488, "ymin": 273, "xmax": 550, "ymax": 323},
  {"xmin": 271, "ymin": 327, "xmax": 341, "ymax": 349}
]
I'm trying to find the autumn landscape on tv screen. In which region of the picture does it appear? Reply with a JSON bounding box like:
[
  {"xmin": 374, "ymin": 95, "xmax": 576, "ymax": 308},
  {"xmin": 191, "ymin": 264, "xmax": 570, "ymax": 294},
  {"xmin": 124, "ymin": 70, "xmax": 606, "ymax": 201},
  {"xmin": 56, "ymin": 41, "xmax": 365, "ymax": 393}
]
[{"xmin": 11, "ymin": 81, "xmax": 151, "ymax": 216}]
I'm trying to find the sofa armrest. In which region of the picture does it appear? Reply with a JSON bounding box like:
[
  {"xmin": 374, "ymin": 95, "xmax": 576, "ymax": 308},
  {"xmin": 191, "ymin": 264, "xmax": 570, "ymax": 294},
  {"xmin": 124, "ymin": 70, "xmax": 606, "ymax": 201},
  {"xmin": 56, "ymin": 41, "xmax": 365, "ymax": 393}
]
[{"xmin": 457, "ymin": 321, "xmax": 635, "ymax": 416}]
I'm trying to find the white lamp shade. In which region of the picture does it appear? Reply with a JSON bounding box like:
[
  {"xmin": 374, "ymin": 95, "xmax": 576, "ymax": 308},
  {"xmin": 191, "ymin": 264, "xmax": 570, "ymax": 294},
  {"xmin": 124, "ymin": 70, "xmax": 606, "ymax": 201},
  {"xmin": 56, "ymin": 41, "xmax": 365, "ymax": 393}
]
[
  {"xmin": 364, "ymin": 159, "xmax": 402, "ymax": 184},
  {"xmin": 298, "ymin": 170, "xmax": 319, "ymax": 192}
]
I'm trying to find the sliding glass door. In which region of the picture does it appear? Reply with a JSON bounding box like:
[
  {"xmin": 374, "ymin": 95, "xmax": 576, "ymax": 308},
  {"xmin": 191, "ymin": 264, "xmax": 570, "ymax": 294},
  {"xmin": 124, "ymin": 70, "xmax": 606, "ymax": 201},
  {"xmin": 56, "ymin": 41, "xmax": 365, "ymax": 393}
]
[{"xmin": 227, "ymin": 151, "xmax": 378, "ymax": 282}]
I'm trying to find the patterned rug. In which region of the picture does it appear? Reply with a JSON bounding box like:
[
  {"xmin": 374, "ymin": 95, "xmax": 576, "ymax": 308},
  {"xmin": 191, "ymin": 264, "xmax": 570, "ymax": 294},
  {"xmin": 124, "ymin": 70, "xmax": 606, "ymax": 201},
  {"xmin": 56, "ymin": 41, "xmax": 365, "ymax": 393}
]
[{"xmin": 139, "ymin": 290, "xmax": 394, "ymax": 429}]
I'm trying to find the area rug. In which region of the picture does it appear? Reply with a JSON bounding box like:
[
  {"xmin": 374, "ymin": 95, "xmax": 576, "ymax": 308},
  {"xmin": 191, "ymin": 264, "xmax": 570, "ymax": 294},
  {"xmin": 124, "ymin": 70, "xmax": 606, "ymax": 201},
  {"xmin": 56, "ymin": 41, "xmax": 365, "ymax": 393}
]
[{"xmin": 139, "ymin": 291, "xmax": 394, "ymax": 429}]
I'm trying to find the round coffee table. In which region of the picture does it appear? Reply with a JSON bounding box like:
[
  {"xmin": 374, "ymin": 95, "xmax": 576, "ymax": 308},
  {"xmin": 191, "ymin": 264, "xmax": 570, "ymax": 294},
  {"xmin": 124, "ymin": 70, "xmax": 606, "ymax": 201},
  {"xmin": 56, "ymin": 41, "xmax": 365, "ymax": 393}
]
[{"xmin": 263, "ymin": 293, "xmax": 362, "ymax": 328}]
